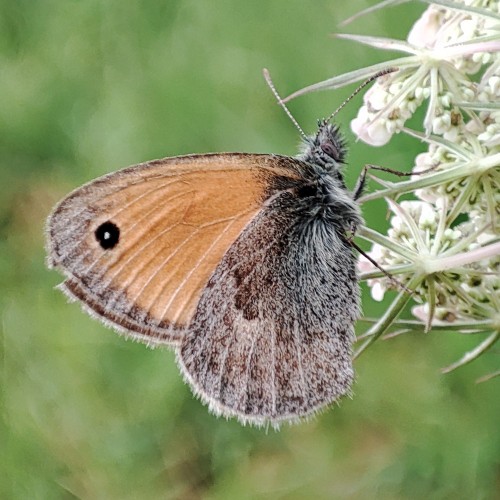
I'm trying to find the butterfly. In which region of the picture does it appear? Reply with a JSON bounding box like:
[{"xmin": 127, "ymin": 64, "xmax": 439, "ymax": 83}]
[{"xmin": 46, "ymin": 70, "xmax": 380, "ymax": 428}]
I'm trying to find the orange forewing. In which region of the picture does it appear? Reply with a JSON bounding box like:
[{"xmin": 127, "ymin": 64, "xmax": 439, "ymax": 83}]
[{"xmin": 48, "ymin": 154, "xmax": 296, "ymax": 343}]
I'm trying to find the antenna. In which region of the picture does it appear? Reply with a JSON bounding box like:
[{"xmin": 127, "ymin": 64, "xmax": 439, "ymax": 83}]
[
  {"xmin": 326, "ymin": 67, "xmax": 398, "ymax": 122},
  {"xmin": 263, "ymin": 68, "xmax": 308, "ymax": 141}
]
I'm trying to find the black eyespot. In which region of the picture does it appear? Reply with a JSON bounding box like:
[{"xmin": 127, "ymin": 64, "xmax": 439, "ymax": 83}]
[
  {"xmin": 95, "ymin": 221, "xmax": 120, "ymax": 250},
  {"xmin": 297, "ymin": 183, "xmax": 317, "ymax": 198}
]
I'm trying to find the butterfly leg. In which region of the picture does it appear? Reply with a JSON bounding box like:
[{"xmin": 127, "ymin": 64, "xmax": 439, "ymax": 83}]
[
  {"xmin": 353, "ymin": 163, "xmax": 438, "ymax": 201},
  {"xmin": 352, "ymin": 166, "xmax": 368, "ymax": 201}
]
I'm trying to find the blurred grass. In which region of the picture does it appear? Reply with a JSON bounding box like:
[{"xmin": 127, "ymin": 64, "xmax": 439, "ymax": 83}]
[{"xmin": 1, "ymin": 1, "xmax": 499, "ymax": 499}]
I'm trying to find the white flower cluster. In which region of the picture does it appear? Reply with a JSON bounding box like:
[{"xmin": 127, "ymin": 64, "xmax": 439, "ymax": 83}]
[
  {"xmin": 351, "ymin": 1, "xmax": 500, "ymax": 146},
  {"xmin": 352, "ymin": 1, "xmax": 500, "ymax": 367},
  {"xmin": 361, "ymin": 199, "xmax": 499, "ymax": 323},
  {"xmin": 362, "ymin": 49, "xmax": 499, "ymax": 318}
]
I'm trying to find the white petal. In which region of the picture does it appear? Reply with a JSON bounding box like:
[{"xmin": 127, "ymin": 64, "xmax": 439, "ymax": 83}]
[
  {"xmin": 371, "ymin": 282, "xmax": 386, "ymax": 302},
  {"xmin": 407, "ymin": 7, "xmax": 442, "ymax": 48}
]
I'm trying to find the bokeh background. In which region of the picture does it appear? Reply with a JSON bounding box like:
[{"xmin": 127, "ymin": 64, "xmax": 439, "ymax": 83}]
[{"xmin": 1, "ymin": 1, "xmax": 499, "ymax": 498}]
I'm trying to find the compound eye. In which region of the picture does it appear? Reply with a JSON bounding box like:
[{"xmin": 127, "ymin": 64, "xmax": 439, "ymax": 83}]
[{"xmin": 320, "ymin": 142, "xmax": 338, "ymax": 160}]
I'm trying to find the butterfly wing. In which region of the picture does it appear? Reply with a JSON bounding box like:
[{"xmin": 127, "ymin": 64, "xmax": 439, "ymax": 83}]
[
  {"xmin": 48, "ymin": 151, "xmax": 360, "ymax": 425},
  {"xmin": 47, "ymin": 153, "xmax": 296, "ymax": 345},
  {"xmin": 177, "ymin": 181, "xmax": 360, "ymax": 426}
]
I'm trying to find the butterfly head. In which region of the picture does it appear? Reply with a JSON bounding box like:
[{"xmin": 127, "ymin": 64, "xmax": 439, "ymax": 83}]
[
  {"xmin": 293, "ymin": 119, "xmax": 361, "ymax": 231},
  {"xmin": 299, "ymin": 119, "xmax": 347, "ymax": 172}
]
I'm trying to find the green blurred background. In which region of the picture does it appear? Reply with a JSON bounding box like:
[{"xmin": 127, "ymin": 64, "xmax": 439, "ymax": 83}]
[{"xmin": 1, "ymin": 1, "xmax": 498, "ymax": 498}]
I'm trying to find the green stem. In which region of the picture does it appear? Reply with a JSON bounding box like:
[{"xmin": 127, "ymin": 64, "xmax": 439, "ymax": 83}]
[
  {"xmin": 445, "ymin": 177, "xmax": 476, "ymax": 226},
  {"xmin": 441, "ymin": 331, "xmax": 499, "ymax": 373},
  {"xmin": 426, "ymin": 277, "xmax": 436, "ymax": 333},
  {"xmin": 359, "ymin": 152, "xmax": 500, "ymax": 203},
  {"xmin": 356, "ymin": 226, "xmax": 418, "ymax": 261},
  {"xmin": 359, "ymin": 262, "xmax": 416, "ymax": 280},
  {"xmin": 357, "ymin": 317, "xmax": 493, "ymax": 332},
  {"xmin": 354, "ymin": 273, "xmax": 424, "ymax": 358}
]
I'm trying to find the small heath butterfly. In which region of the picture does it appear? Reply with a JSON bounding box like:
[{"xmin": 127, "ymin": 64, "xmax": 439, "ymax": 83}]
[{"xmin": 46, "ymin": 69, "xmax": 392, "ymax": 427}]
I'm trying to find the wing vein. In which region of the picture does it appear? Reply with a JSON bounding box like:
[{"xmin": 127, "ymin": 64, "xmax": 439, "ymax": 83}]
[
  {"xmin": 126, "ymin": 210, "xmax": 252, "ymax": 317},
  {"xmin": 124, "ymin": 224, "xmax": 204, "ymax": 311},
  {"xmin": 55, "ymin": 178, "xmax": 188, "ymax": 262},
  {"xmin": 77, "ymin": 189, "xmax": 193, "ymax": 282},
  {"xmin": 156, "ymin": 210, "xmax": 256, "ymax": 324}
]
